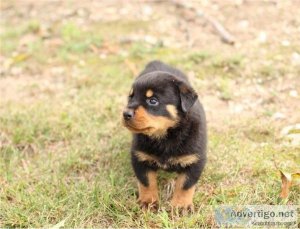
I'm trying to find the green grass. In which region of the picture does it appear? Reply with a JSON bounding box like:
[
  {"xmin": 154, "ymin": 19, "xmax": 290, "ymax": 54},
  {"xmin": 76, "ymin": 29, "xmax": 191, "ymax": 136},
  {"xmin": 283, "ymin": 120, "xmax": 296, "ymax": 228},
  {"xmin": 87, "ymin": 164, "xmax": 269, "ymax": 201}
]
[{"xmin": 0, "ymin": 11, "xmax": 299, "ymax": 228}]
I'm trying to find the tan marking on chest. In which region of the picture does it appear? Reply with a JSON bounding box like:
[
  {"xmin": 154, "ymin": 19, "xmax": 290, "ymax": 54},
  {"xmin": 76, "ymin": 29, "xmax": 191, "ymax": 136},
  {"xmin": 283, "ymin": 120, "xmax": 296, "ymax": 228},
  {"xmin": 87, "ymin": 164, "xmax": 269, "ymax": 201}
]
[
  {"xmin": 135, "ymin": 151, "xmax": 159, "ymax": 164},
  {"xmin": 135, "ymin": 151, "xmax": 167, "ymax": 168},
  {"xmin": 135, "ymin": 151, "xmax": 199, "ymax": 168},
  {"xmin": 168, "ymin": 154, "xmax": 199, "ymax": 167}
]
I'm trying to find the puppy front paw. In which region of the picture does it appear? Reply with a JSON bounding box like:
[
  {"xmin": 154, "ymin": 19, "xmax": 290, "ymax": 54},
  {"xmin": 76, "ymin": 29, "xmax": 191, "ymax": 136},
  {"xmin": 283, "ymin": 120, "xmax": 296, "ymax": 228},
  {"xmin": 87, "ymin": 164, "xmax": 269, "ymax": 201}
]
[
  {"xmin": 170, "ymin": 198, "xmax": 194, "ymax": 213},
  {"xmin": 138, "ymin": 196, "xmax": 158, "ymax": 211}
]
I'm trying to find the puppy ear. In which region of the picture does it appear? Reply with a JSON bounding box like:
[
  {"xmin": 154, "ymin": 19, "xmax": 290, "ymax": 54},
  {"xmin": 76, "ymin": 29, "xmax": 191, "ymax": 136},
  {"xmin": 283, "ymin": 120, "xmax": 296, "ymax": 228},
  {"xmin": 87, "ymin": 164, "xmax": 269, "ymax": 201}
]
[{"xmin": 176, "ymin": 81, "xmax": 198, "ymax": 113}]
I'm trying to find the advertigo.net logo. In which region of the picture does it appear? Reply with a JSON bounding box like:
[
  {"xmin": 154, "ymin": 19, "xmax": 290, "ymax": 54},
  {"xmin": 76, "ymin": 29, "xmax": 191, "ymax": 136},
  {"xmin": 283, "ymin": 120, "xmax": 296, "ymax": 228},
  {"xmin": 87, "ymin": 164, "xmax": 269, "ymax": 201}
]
[{"xmin": 214, "ymin": 205, "xmax": 299, "ymax": 228}]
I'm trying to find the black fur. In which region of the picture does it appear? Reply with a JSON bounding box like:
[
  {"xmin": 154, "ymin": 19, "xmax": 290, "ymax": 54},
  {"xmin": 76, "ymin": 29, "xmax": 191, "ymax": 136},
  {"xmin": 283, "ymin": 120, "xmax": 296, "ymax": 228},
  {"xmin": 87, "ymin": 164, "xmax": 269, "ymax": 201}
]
[{"xmin": 125, "ymin": 60, "xmax": 207, "ymax": 190}]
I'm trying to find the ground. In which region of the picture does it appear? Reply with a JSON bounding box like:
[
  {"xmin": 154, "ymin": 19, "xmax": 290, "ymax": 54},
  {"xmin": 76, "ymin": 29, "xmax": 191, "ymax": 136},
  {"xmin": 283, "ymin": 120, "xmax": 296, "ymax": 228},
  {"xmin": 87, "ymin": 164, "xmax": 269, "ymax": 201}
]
[{"xmin": 0, "ymin": 0, "xmax": 299, "ymax": 227}]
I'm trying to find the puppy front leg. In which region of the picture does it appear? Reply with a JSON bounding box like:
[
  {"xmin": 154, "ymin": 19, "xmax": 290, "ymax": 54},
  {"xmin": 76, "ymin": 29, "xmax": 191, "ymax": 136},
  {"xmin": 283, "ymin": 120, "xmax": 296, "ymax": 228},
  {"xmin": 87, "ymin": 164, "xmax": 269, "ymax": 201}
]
[
  {"xmin": 137, "ymin": 170, "xmax": 158, "ymax": 209},
  {"xmin": 171, "ymin": 173, "xmax": 195, "ymax": 210},
  {"xmin": 132, "ymin": 156, "xmax": 158, "ymax": 208},
  {"xmin": 171, "ymin": 160, "xmax": 205, "ymax": 210}
]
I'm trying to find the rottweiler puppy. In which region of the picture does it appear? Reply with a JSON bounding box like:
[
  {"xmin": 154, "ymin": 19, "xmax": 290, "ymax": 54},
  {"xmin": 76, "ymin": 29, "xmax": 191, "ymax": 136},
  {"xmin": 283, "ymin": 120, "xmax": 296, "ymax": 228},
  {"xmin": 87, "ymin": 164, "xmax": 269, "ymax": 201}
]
[{"xmin": 122, "ymin": 60, "xmax": 207, "ymax": 211}]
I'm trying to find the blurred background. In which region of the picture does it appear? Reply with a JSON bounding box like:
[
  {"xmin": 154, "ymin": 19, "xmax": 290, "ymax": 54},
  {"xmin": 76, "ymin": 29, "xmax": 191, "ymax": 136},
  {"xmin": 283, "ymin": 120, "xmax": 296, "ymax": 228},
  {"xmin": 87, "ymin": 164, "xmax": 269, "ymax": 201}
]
[{"xmin": 0, "ymin": 0, "xmax": 299, "ymax": 227}]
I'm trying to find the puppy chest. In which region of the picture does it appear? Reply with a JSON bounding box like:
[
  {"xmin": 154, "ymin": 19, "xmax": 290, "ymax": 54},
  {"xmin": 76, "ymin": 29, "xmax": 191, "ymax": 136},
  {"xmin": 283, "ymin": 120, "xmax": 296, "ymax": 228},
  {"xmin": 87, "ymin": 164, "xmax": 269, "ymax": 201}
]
[{"xmin": 134, "ymin": 151, "xmax": 199, "ymax": 169}]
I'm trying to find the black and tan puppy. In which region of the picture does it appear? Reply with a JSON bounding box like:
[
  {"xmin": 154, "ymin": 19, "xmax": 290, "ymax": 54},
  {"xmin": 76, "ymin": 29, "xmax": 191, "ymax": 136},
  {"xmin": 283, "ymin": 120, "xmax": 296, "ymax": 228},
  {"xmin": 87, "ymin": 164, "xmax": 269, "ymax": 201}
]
[{"xmin": 122, "ymin": 60, "xmax": 207, "ymax": 210}]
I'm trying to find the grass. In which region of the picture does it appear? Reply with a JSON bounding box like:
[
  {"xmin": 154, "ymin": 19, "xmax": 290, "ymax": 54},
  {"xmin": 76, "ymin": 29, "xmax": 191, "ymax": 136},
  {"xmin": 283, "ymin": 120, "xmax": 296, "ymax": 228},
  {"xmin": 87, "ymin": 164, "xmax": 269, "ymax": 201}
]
[{"xmin": 0, "ymin": 11, "xmax": 299, "ymax": 228}]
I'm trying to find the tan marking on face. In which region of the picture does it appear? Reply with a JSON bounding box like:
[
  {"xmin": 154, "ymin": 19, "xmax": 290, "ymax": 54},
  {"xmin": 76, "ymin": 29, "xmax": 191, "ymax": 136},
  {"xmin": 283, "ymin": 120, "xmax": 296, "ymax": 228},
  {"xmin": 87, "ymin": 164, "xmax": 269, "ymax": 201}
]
[
  {"xmin": 166, "ymin": 104, "xmax": 178, "ymax": 120},
  {"xmin": 171, "ymin": 174, "xmax": 195, "ymax": 209},
  {"xmin": 124, "ymin": 106, "xmax": 178, "ymax": 138},
  {"xmin": 146, "ymin": 89, "xmax": 154, "ymax": 97},
  {"xmin": 168, "ymin": 154, "xmax": 199, "ymax": 167},
  {"xmin": 138, "ymin": 171, "xmax": 159, "ymax": 206},
  {"xmin": 129, "ymin": 88, "xmax": 133, "ymax": 96}
]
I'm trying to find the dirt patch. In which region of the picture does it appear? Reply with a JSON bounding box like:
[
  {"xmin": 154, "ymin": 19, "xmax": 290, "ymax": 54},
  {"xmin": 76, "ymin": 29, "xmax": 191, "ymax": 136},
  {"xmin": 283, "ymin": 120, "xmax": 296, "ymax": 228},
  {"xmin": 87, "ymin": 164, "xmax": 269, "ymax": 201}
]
[{"xmin": 1, "ymin": 0, "xmax": 299, "ymax": 126}]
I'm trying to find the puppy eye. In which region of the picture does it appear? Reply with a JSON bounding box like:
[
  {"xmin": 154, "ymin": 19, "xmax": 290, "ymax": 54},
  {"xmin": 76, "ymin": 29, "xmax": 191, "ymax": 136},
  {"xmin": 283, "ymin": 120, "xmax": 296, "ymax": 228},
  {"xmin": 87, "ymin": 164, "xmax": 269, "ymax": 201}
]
[{"xmin": 146, "ymin": 97, "xmax": 159, "ymax": 106}]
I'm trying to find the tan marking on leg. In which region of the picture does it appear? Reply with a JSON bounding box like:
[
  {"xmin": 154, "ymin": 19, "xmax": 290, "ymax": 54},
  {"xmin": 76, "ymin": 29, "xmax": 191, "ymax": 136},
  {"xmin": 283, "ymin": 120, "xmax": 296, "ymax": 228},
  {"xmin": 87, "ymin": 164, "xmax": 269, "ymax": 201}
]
[
  {"xmin": 168, "ymin": 154, "xmax": 199, "ymax": 167},
  {"xmin": 171, "ymin": 174, "xmax": 195, "ymax": 209},
  {"xmin": 166, "ymin": 104, "xmax": 178, "ymax": 119},
  {"xmin": 146, "ymin": 89, "xmax": 153, "ymax": 97},
  {"xmin": 138, "ymin": 171, "xmax": 159, "ymax": 208}
]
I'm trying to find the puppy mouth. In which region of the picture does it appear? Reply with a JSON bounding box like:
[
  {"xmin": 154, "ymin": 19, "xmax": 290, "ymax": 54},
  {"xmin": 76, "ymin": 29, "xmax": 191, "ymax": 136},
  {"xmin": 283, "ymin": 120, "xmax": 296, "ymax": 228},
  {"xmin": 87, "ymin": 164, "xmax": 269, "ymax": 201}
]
[{"xmin": 123, "ymin": 121, "xmax": 152, "ymax": 133}]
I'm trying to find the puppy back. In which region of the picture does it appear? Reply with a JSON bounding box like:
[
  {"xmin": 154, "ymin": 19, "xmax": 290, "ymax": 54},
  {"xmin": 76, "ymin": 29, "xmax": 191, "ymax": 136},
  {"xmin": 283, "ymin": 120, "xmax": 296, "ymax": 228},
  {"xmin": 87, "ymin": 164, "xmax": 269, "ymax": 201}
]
[{"xmin": 138, "ymin": 60, "xmax": 190, "ymax": 85}]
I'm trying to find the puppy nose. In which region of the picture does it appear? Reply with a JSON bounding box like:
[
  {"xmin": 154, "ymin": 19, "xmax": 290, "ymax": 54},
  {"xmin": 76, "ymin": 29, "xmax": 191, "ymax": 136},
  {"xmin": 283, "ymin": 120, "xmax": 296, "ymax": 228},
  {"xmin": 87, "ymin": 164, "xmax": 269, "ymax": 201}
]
[{"xmin": 123, "ymin": 109, "xmax": 134, "ymax": 120}]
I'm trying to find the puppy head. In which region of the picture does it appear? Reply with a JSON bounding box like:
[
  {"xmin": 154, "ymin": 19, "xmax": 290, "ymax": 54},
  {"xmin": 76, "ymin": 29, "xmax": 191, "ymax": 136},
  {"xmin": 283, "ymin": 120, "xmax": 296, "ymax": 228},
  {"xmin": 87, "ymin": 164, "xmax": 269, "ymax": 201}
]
[{"xmin": 122, "ymin": 72, "xmax": 197, "ymax": 139}]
